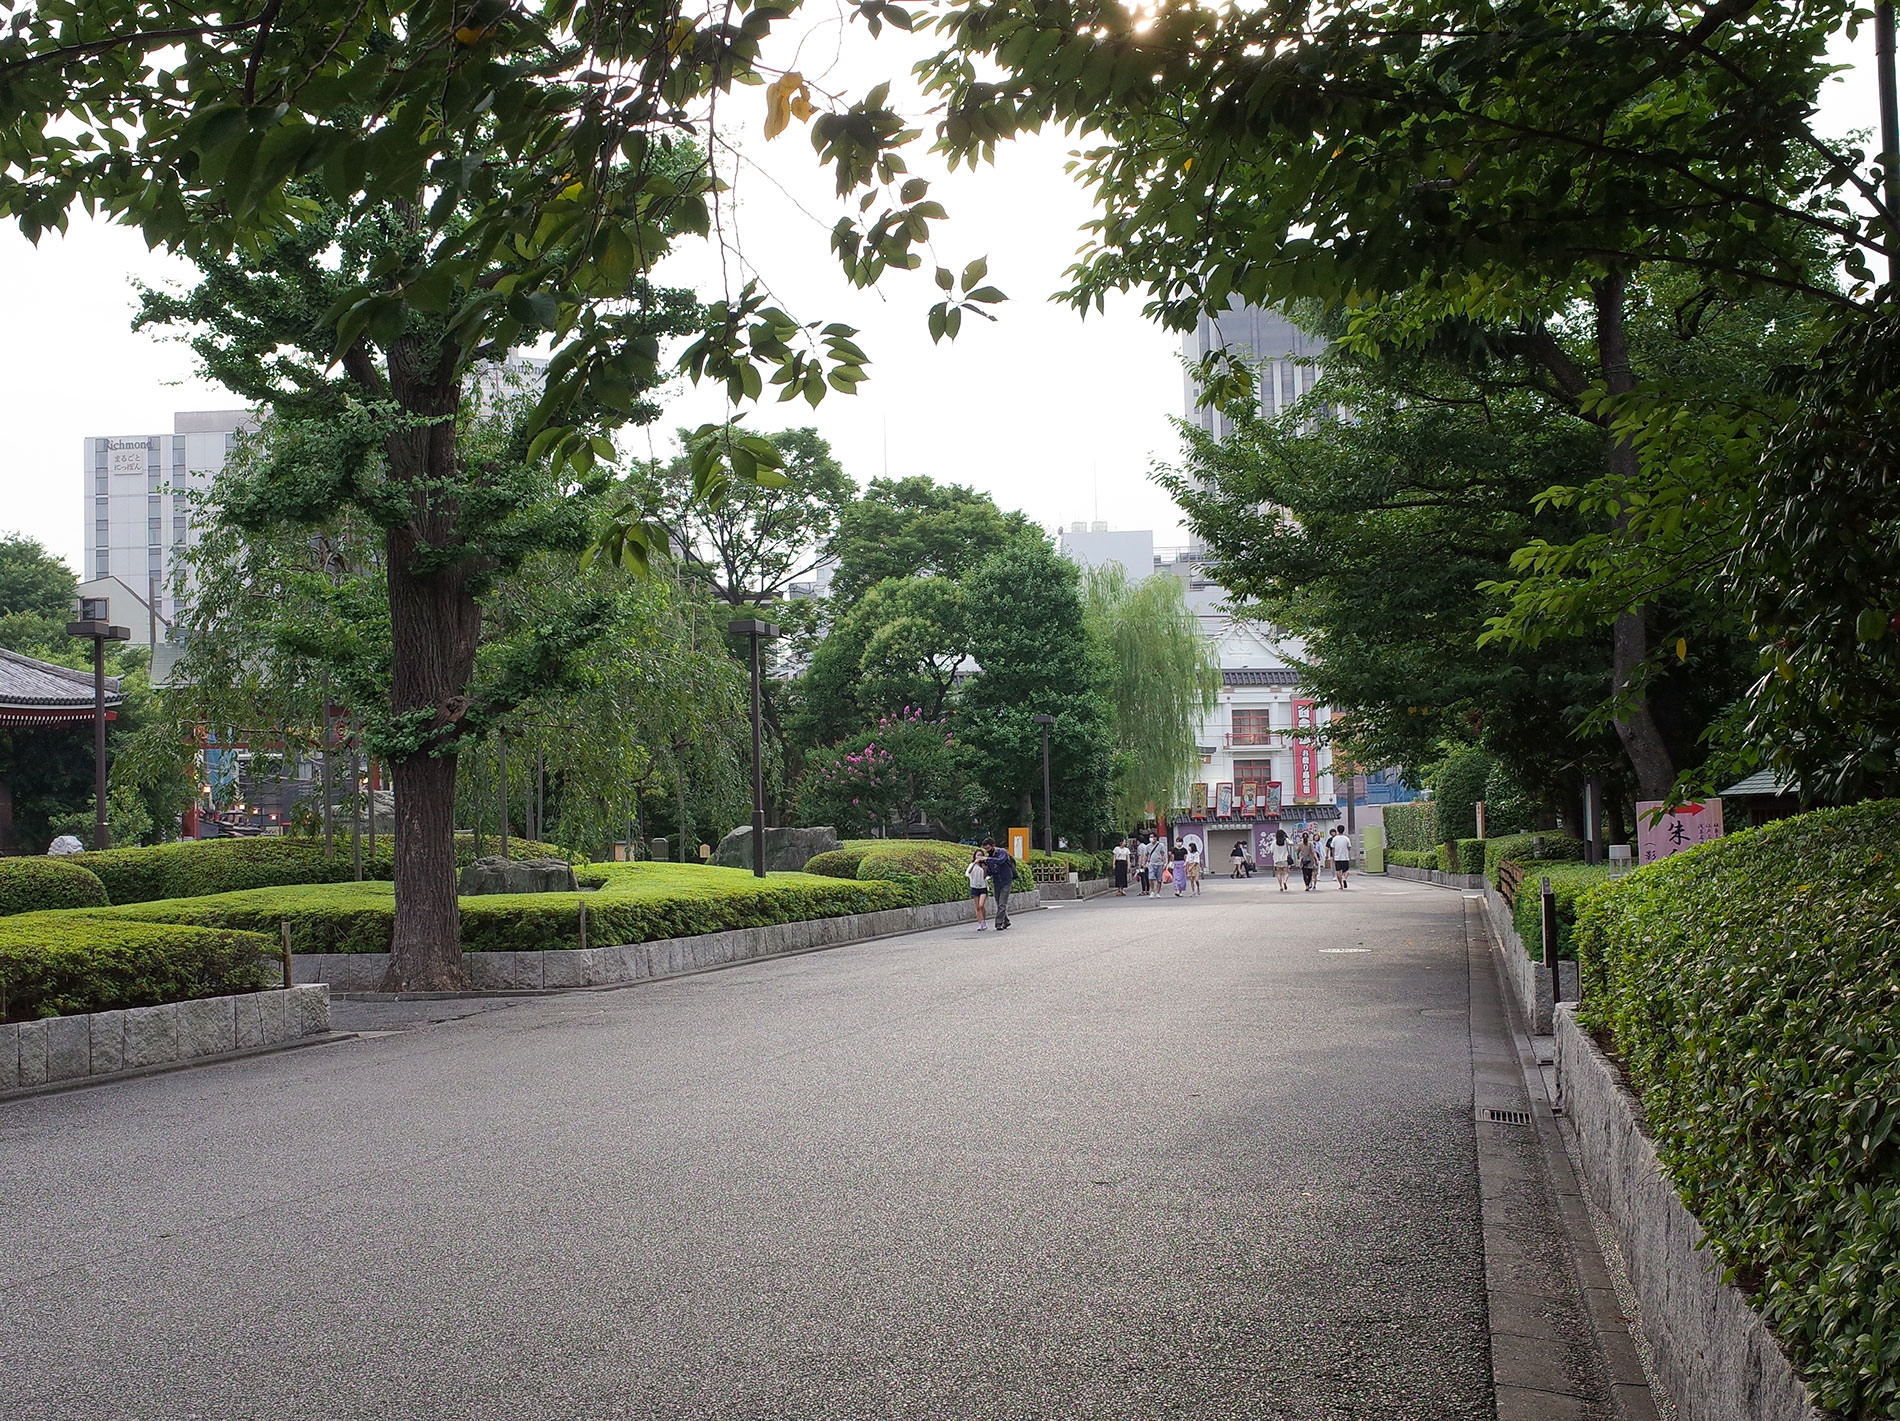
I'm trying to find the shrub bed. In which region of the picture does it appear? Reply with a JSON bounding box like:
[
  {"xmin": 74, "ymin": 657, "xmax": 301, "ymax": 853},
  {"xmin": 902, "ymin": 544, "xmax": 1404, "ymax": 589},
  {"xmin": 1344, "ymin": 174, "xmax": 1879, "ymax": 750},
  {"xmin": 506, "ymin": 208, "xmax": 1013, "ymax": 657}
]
[
  {"xmin": 0, "ymin": 858, "xmax": 111, "ymax": 916},
  {"xmin": 70, "ymin": 834, "xmax": 569, "ymax": 905},
  {"xmin": 800, "ymin": 840, "xmax": 882, "ymax": 879},
  {"xmin": 1483, "ymin": 832, "xmax": 1586, "ymax": 887},
  {"xmin": 1574, "ymin": 801, "xmax": 1900, "ymax": 1420},
  {"xmin": 73, "ymin": 863, "xmax": 911, "ymax": 953},
  {"xmin": 855, "ymin": 840, "xmax": 980, "ymax": 906},
  {"xmin": 1387, "ymin": 850, "xmax": 1436, "ymax": 870},
  {"xmin": 0, "ymin": 914, "xmax": 273, "ymax": 1022}
]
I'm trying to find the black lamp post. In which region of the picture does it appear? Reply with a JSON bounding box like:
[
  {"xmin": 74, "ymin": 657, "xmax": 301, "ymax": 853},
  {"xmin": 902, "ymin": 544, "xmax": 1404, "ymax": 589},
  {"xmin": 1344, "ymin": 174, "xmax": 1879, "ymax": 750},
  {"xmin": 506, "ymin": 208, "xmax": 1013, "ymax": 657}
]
[
  {"xmin": 1032, "ymin": 713, "xmax": 1056, "ymax": 855},
  {"xmin": 730, "ymin": 617, "xmax": 780, "ymax": 877},
  {"xmin": 65, "ymin": 597, "xmax": 129, "ymax": 850}
]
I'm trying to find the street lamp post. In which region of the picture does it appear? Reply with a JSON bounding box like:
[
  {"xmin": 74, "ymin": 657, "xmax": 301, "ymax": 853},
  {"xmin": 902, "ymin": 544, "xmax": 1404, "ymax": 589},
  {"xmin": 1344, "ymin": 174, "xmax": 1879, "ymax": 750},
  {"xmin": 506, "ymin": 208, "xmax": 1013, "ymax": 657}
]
[
  {"xmin": 65, "ymin": 597, "xmax": 129, "ymax": 850},
  {"xmin": 729, "ymin": 617, "xmax": 781, "ymax": 878},
  {"xmin": 1032, "ymin": 714, "xmax": 1056, "ymax": 855}
]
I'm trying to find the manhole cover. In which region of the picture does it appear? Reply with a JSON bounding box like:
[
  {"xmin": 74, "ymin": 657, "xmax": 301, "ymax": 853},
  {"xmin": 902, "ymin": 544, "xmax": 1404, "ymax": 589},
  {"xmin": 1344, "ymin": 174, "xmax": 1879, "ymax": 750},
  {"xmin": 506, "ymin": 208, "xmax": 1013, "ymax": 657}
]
[{"xmin": 1484, "ymin": 1108, "xmax": 1533, "ymax": 1127}]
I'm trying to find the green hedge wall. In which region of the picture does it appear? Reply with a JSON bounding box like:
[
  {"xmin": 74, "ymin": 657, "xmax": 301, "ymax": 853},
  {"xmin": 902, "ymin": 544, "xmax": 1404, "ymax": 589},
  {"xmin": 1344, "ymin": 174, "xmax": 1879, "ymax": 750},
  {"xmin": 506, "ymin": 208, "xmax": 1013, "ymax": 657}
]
[
  {"xmin": 70, "ymin": 834, "xmax": 570, "ymax": 905},
  {"xmin": 0, "ymin": 914, "xmax": 273, "ymax": 1021},
  {"xmin": 1507, "ymin": 863, "xmax": 1616, "ymax": 960},
  {"xmin": 1381, "ymin": 801, "xmax": 1438, "ymax": 854},
  {"xmin": 0, "ymin": 858, "xmax": 111, "ymax": 916},
  {"xmin": 1574, "ymin": 802, "xmax": 1900, "ymax": 1420},
  {"xmin": 76, "ymin": 863, "xmax": 911, "ymax": 954},
  {"xmin": 1483, "ymin": 832, "xmax": 1587, "ymax": 887},
  {"xmin": 801, "ymin": 842, "xmax": 881, "ymax": 879},
  {"xmin": 1430, "ymin": 746, "xmax": 1493, "ymax": 841},
  {"xmin": 855, "ymin": 841, "xmax": 979, "ymax": 907},
  {"xmin": 1387, "ymin": 850, "xmax": 1435, "ymax": 869}
]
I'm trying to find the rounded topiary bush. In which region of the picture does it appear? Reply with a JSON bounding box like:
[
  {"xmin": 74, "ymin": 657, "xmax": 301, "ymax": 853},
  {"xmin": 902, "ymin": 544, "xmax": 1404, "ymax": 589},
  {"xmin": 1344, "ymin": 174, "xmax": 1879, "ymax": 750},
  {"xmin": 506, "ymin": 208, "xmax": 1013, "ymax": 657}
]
[
  {"xmin": 802, "ymin": 843, "xmax": 878, "ymax": 878},
  {"xmin": 0, "ymin": 858, "xmax": 111, "ymax": 916}
]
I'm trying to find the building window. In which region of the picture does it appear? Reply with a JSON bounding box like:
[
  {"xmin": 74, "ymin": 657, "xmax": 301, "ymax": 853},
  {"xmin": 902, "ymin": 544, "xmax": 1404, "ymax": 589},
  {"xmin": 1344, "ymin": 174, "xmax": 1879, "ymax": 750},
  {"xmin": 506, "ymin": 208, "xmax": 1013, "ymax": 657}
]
[
  {"xmin": 95, "ymin": 519, "xmax": 110, "ymax": 546},
  {"xmin": 1231, "ymin": 710, "xmax": 1272, "ymax": 746},
  {"xmin": 1232, "ymin": 758, "xmax": 1275, "ymax": 786},
  {"xmin": 95, "ymin": 551, "xmax": 110, "ymax": 576}
]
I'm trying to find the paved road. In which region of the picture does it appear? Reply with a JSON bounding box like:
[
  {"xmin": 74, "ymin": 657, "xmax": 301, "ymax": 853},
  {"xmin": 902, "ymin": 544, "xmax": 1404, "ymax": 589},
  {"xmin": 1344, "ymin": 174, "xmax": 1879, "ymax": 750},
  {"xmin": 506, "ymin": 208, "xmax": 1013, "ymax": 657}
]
[{"xmin": 2, "ymin": 874, "xmax": 1495, "ymax": 1421}]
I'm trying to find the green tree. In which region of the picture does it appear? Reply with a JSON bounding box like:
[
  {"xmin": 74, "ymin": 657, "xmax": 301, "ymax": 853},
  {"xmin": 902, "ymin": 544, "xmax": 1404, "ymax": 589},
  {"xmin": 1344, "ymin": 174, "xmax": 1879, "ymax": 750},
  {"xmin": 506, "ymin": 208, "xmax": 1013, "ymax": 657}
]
[
  {"xmin": 634, "ymin": 426, "xmax": 853, "ymax": 608},
  {"xmin": 906, "ymin": 0, "xmax": 1873, "ymax": 797},
  {"xmin": 828, "ymin": 477, "xmax": 1039, "ymax": 610},
  {"xmin": 6, "ymin": 1, "xmax": 951, "ymax": 989},
  {"xmin": 0, "ymin": 532, "xmax": 78, "ymax": 653},
  {"xmin": 1081, "ymin": 563, "xmax": 1218, "ymax": 826},
  {"xmin": 957, "ymin": 540, "xmax": 1114, "ymax": 843},
  {"xmin": 795, "ymin": 708, "xmax": 975, "ymax": 837}
]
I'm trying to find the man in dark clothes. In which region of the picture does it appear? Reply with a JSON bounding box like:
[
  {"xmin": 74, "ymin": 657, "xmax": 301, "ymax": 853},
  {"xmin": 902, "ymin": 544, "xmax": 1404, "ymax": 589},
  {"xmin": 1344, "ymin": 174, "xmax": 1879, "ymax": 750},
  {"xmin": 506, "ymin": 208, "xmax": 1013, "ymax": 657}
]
[{"xmin": 982, "ymin": 840, "xmax": 1016, "ymax": 930}]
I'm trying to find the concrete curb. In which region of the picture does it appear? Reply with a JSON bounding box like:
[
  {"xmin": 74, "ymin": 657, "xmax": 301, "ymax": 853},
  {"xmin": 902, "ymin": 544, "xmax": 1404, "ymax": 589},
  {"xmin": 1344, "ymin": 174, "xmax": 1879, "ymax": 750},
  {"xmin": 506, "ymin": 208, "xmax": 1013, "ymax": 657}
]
[
  {"xmin": 1033, "ymin": 876, "xmax": 1115, "ymax": 900},
  {"xmin": 0, "ymin": 985, "xmax": 331, "ymax": 1096},
  {"xmin": 292, "ymin": 889, "xmax": 1045, "ymax": 992},
  {"xmin": 1555, "ymin": 1007, "xmax": 1829, "ymax": 1421},
  {"xmin": 1385, "ymin": 863, "xmax": 1488, "ymax": 890}
]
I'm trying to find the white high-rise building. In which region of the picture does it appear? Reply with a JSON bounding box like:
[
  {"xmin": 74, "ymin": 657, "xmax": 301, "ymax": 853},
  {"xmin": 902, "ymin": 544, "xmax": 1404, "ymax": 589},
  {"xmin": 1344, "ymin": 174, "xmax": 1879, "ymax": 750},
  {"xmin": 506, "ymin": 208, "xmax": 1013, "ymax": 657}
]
[
  {"xmin": 1182, "ymin": 300, "xmax": 1329, "ymax": 442},
  {"xmin": 79, "ymin": 409, "xmax": 256, "ymax": 645}
]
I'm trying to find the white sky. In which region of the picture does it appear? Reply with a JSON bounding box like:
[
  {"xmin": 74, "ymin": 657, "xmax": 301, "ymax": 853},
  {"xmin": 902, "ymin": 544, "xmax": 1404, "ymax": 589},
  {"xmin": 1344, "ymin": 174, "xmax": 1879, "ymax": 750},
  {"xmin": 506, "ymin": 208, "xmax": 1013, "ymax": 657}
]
[{"xmin": 0, "ymin": 13, "xmax": 1881, "ymax": 575}]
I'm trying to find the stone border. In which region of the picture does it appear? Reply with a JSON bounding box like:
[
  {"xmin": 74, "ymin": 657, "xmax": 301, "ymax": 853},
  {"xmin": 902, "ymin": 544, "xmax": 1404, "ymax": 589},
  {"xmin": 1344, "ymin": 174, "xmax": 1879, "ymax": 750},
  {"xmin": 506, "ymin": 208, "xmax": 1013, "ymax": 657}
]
[
  {"xmin": 1033, "ymin": 876, "xmax": 1115, "ymax": 900},
  {"xmin": 293, "ymin": 888, "xmax": 1045, "ymax": 992},
  {"xmin": 0, "ymin": 985, "xmax": 331, "ymax": 1095},
  {"xmin": 1484, "ymin": 886, "xmax": 1579, "ymax": 1033},
  {"xmin": 1555, "ymin": 1007, "xmax": 1827, "ymax": 1421},
  {"xmin": 1384, "ymin": 863, "xmax": 1487, "ymax": 891}
]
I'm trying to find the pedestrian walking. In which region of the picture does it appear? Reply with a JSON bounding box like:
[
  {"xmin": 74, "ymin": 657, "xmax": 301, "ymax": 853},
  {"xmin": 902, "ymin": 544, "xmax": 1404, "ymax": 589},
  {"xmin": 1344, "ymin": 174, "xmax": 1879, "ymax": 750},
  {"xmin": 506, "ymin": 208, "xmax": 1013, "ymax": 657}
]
[
  {"xmin": 1186, "ymin": 841, "xmax": 1203, "ymax": 895},
  {"xmin": 1328, "ymin": 826, "xmax": 1353, "ymax": 889},
  {"xmin": 1299, "ymin": 833, "xmax": 1319, "ymax": 891},
  {"xmin": 1272, "ymin": 828, "xmax": 1292, "ymax": 892},
  {"xmin": 1113, "ymin": 839, "xmax": 1131, "ymax": 896},
  {"xmin": 966, "ymin": 848, "xmax": 991, "ymax": 930},
  {"xmin": 1229, "ymin": 841, "xmax": 1245, "ymax": 879},
  {"xmin": 1170, "ymin": 842, "xmax": 1188, "ymax": 895},
  {"xmin": 1148, "ymin": 837, "xmax": 1170, "ymax": 896},
  {"xmin": 982, "ymin": 839, "xmax": 1017, "ymax": 928},
  {"xmin": 1242, "ymin": 843, "xmax": 1256, "ymax": 877}
]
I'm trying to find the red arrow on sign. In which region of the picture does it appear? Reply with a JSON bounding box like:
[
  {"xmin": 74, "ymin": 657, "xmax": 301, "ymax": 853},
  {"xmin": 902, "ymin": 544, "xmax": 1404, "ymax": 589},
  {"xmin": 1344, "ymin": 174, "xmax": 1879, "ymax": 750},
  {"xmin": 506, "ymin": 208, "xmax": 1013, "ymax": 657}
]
[{"xmin": 1677, "ymin": 803, "xmax": 1705, "ymax": 815}]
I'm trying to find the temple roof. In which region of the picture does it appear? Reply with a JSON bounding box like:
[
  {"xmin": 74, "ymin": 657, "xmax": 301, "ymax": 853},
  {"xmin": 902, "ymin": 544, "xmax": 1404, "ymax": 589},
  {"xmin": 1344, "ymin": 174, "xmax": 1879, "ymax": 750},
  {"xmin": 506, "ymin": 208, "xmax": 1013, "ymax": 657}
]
[{"xmin": 0, "ymin": 646, "xmax": 123, "ymax": 724}]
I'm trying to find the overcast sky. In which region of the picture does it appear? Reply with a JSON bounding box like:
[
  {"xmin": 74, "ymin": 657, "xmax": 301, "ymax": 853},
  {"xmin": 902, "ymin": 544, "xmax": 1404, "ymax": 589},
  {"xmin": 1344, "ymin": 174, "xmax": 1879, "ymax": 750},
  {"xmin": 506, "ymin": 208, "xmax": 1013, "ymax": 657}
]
[{"xmin": 0, "ymin": 13, "xmax": 1880, "ymax": 575}]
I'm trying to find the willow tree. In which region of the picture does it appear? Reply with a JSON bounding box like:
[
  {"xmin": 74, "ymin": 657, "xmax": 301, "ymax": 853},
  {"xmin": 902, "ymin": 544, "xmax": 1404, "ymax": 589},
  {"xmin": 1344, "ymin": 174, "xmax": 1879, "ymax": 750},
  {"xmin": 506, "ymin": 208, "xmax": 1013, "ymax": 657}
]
[{"xmin": 1082, "ymin": 564, "xmax": 1219, "ymax": 826}]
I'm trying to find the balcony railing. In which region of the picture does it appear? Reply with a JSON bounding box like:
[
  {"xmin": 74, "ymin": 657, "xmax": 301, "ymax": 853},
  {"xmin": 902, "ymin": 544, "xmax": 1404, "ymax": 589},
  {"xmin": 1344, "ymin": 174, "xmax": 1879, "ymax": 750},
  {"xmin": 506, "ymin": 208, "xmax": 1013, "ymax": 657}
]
[{"xmin": 1224, "ymin": 730, "xmax": 1274, "ymax": 747}]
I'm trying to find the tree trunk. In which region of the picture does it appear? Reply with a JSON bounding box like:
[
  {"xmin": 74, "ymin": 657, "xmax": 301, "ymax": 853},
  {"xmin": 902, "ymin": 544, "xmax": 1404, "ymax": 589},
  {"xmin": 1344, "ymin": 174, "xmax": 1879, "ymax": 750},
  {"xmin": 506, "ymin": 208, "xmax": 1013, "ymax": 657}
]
[
  {"xmin": 1595, "ymin": 275, "xmax": 1677, "ymax": 800},
  {"xmin": 378, "ymin": 347, "xmax": 479, "ymax": 992}
]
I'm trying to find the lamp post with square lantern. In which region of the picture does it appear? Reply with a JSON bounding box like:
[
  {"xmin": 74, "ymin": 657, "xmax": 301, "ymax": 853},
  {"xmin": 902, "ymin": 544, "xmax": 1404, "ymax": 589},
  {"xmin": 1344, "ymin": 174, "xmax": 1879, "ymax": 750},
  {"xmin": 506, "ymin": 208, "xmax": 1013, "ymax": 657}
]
[
  {"xmin": 65, "ymin": 597, "xmax": 130, "ymax": 850},
  {"xmin": 729, "ymin": 617, "xmax": 780, "ymax": 877}
]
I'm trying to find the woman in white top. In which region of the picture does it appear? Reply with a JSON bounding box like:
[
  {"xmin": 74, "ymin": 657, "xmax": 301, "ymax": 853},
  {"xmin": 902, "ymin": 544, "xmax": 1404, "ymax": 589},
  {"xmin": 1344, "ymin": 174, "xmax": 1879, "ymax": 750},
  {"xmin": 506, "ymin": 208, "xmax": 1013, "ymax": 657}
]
[
  {"xmin": 1272, "ymin": 828, "xmax": 1293, "ymax": 892},
  {"xmin": 967, "ymin": 849, "xmax": 992, "ymax": 929}
]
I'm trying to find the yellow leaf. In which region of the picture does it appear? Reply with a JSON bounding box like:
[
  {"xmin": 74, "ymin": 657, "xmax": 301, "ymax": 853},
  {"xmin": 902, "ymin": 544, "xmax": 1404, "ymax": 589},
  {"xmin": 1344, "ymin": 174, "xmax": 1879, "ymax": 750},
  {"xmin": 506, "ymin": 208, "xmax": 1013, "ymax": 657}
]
[
  {"xmin": 764, "ymin": 72, "xmax": 809, "ymax": 141},
  {"xmin": 1676, "ymin": 637, "xmax": 1688, "ymax": 661}
]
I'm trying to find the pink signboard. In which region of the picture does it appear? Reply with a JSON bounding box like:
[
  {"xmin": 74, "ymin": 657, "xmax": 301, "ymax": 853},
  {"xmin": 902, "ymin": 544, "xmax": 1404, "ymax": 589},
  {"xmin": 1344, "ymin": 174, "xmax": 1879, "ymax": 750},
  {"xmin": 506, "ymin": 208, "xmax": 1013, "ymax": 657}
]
[{"xmin": 1636, "ymin": 798, "xmax": 1725, "ymax": 864}]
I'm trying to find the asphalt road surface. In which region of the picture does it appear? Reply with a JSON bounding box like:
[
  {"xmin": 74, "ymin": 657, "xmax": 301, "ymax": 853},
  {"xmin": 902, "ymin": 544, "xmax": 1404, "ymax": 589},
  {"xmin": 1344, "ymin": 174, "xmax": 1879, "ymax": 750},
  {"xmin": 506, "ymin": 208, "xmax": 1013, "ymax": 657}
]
[{"xmin": 2, "ymin": 873, "xmax": 1494, "ymax": 1421}]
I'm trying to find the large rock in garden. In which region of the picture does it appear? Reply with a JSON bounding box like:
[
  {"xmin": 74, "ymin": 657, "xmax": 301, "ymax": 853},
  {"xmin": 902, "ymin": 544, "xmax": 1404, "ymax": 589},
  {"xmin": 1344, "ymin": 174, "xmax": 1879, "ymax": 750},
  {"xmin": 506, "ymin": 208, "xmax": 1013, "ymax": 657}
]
[
  {"xmin": 458, "ymin": 856, "xmax": 578, "ymax": 896},
  {"xmin": 711, "ymin": 826, "xmax": 841, "ymax": 872}
]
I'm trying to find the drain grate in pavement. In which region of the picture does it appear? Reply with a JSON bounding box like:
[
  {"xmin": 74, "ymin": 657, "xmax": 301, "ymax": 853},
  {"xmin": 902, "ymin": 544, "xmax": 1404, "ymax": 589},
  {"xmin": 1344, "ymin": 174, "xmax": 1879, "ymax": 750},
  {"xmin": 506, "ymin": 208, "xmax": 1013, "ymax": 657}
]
[{"xmin": 1484, "ymin": 1108, "xmax": 1534, "ymax": 1127}]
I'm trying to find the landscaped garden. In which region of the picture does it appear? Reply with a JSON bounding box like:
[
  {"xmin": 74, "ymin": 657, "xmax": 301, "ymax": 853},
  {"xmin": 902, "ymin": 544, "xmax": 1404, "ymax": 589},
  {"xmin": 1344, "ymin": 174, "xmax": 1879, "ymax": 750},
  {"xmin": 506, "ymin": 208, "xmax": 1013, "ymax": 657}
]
[{"xmin": 0, "ymin": 838, "xmax": 942, "ymax": 1022}]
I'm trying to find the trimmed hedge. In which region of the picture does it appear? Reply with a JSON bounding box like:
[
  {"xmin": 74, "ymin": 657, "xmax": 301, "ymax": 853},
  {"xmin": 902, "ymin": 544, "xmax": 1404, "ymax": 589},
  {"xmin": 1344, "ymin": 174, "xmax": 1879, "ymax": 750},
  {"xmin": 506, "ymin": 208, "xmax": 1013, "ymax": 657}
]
[
  {"xmin": 855, "ymin": 840, "xmax": 980, "ymax": 907},
  {"xmin": 0, "ymin": 914, "xmax": 273, "ymax": 1022},
  {"xmin": 1387, "ymin": 850, "xmax": 1436, "ymax": 869},
  {"xmin": 69, "ymin": 834, "xmax": 570, "ymax": 905},
  {"xmin": 1483, "ymin": 832, "xmax": 1586, "ymax": 887},
  {"xmin": 1507, "ymin": 863, "xmax": 1615, "ymax": 960},
  {"xmin": 73, "ymin": 863, "xmax": 911, "ymax": 954},
  {"xmin": 1382, "ymin": 801, "xmax": 1438, "ymax": 854},
  {"xmin": 0, "ymin": 858, "xmax": 111, "ymax": 916},
  {"xmin": 1574, "ymin": 802, "xmax": 1900, "ymax": 1420},
  {"xmin": 802, "ymin": 842, "xmax": 880, "ymax": 879}
]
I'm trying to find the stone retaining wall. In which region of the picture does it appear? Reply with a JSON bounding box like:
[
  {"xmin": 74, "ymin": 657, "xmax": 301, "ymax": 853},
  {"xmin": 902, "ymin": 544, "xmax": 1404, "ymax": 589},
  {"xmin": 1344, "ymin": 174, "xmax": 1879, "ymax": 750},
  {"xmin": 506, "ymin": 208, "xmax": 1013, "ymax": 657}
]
[
  {"xmin": 1484, "ymin": 886, "xmax": 1578, "ymax": 1032},
  {"xmin": 1384, "ymin": 864, "xmax": 1487, "ymax": 891},
  {"xmin": 1555, "ymin": 1007, "xmax": 1827, "ymax": 1421},
  {"xmin": 1033, "ymin": 876, "xmax": 1114, "ymax": 901},
  {"xmin": 295, "ymin": 888, "xmax": 1044, "ymax": 992},
  {"xmin": 1, "ymin": 985, "xmax": 331, "ymax": 1094}
]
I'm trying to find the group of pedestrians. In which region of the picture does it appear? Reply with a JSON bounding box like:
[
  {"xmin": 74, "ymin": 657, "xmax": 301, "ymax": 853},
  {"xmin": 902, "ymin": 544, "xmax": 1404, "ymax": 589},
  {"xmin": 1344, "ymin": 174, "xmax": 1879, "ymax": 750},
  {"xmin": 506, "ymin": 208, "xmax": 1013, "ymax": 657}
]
[
  {"xmin": 1104, "ymin": 826, "xmax": 1356, "ymax": 898},
  {"xmin": 1110, "ymin": 837, "xmax": 1203, "ymax": 897}
]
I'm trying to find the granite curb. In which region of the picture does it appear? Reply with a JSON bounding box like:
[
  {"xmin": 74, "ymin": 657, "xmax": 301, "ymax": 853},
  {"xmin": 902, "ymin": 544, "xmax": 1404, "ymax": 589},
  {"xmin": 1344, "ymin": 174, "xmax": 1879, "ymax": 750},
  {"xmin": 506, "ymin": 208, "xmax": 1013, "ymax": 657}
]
[
  {"xmin": 297, "ymin": 888, "xmax": 1045, "ymax": 994},
  {"xmin": 0, "ymin": 984, "xmax": 331, "ymax": 1097},
  {"xmin": 1555, "ymin": 1007, "xmax": 1829, "ymax": 1421}
]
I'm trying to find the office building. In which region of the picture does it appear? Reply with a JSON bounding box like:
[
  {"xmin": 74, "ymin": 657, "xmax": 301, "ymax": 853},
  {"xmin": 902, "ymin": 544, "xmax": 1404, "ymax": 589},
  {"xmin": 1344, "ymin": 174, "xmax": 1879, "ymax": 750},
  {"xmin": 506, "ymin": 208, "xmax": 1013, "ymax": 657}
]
[
  {"xmin": 1182, "ymin": 300, "xmax": 1329, "ymax": 443},
  {"xmin": 79, "ymin": 409, "xmax": 256, "ymax": 646}
]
